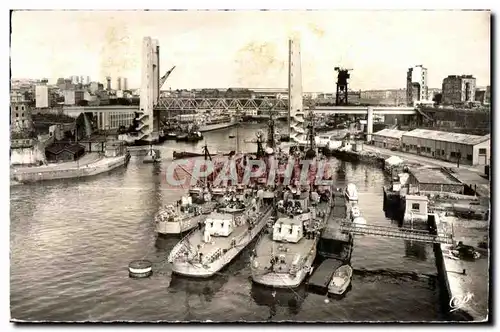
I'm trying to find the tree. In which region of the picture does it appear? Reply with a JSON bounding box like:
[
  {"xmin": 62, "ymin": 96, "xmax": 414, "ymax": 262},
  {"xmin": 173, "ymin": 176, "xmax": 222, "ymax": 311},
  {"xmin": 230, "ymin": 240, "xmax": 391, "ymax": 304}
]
[{"xmin": 433, "ymin": 93, "xmax": 443, "ymax": 105}]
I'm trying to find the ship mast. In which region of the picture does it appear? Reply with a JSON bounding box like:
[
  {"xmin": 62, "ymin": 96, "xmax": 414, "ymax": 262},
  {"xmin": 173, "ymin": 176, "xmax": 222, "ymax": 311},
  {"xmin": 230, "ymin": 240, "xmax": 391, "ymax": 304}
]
[
  {"xmin": 202, "ymin": 142, "xmax": 212, "ymax": 188},
  {"xmin": 305, "ymin": 100, "xmax": 316, "ymax": 158},
  {"xmin": 267, "ymin": 111, "xmax": 276, "ymax": 151},
  {"xmin": 236, "ymin": 122, "xmax": 240, "ymax": 154}
]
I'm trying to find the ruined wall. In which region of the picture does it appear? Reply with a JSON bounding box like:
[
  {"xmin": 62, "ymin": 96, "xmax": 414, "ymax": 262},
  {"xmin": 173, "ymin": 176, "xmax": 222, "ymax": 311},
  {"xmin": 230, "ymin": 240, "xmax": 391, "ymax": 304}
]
[
  {"xmin": 419, "ymin": 107, "xmax": 490, "ymax": 135},
  {"xmin": 10, "ymin": 139, "xmax": 47, "ymax": 166}
]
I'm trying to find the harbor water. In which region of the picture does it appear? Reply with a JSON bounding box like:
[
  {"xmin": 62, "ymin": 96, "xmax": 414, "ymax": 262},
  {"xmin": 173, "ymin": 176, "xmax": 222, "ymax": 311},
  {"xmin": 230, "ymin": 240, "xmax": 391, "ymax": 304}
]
[{"xmin": 11, "ymin": 123, "xmax": 447, "ymax": 322}]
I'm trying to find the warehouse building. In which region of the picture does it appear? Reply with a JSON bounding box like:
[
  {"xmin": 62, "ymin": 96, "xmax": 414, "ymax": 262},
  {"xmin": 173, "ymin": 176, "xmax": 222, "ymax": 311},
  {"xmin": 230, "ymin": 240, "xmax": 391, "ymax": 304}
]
[
  {"xmin": 407, "ymin": 167, "xmax": 465, "ymax": 194},
  {"xmin": 372, "ymin": 129, "xmax": 406, "ymax": 150},
  {"xmin": 401, "ymin": 129, "xmax": 490, "ymax": 166}
]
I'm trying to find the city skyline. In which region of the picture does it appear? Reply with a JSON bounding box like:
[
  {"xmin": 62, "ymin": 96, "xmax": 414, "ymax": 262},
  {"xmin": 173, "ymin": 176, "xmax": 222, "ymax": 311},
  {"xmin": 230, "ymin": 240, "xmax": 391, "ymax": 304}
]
[{"xmin": 11, "ymin": 10, "xmax": 491, "ymax": 91}]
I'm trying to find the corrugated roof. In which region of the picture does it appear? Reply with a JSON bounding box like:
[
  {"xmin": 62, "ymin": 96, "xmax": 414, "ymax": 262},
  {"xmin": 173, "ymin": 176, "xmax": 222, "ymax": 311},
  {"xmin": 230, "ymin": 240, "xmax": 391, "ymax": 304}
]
[
  {"xmin": 45, "ymin": 143, "xmax": 84, "ymax": 155},
  {"xmin": 373, "ymin": 129, "xmax": 407, "ymax": 139},
  {"xmin": 410, "ymin": 167, "xmax": 462, "ymax": 185},
  {"xmin": 402, "ymin": 129, "xmax": 490, "ymax": 145}
]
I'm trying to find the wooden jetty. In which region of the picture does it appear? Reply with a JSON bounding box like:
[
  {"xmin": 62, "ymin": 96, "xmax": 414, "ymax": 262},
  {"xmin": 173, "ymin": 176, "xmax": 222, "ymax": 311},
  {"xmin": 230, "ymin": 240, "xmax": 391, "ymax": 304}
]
[{"xmin": 307, "ymin": 258, "xmax": 344, "ymax": 295}]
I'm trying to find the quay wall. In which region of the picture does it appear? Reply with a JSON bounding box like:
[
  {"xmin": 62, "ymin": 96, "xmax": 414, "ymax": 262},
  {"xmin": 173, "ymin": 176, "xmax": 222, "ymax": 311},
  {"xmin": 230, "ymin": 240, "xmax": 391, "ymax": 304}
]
[
  {"xmin": 433, "ymin": 242, "xmax": 476, "ymax": 321},
  {"xmin": 11, "ymin": 155, "xmax": 129, "ymax": 183},
  {"xmin": 429, "ymin": 217, "xmax": 477, "ymax": 321}
]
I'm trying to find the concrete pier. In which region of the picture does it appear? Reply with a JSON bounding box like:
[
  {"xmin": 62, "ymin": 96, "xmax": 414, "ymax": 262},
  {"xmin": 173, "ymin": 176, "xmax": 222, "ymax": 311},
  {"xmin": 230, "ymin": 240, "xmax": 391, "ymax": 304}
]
[{"xmin": 433, "ymin": 215, "xmax": 488, "ymax": 321}]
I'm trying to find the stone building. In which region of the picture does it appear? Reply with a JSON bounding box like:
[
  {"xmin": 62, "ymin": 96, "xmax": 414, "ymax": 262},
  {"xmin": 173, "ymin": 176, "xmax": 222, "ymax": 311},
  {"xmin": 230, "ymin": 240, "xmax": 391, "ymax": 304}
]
[{"xmin": 442, "ymin": 75, "xmax": 476, "ymax": 105}]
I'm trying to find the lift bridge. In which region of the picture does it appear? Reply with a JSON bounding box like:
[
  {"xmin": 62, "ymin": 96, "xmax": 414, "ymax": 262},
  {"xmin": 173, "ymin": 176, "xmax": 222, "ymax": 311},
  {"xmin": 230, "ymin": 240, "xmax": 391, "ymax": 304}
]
[
  {"xmin": 155, "ymin": 97, "xmax": 289, "ymax": 111},
  {"xmin": 338, "ymin": 221, "xmax": 454, "ymax": 244}
]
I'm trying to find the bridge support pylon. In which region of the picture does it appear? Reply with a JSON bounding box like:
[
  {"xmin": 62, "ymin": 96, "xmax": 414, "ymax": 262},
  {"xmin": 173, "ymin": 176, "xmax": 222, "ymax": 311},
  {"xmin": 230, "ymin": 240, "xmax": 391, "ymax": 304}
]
[
  {"xmin": 288, "ymin": 37, "xmax": 305, "ymax": 143},
  {"xmin": 366, "ymin": 106, "xmax": 374, "ymax": 142},
  {"xmin": 139, "ymin": 36, "xmax": 161, "ymax": 143}
]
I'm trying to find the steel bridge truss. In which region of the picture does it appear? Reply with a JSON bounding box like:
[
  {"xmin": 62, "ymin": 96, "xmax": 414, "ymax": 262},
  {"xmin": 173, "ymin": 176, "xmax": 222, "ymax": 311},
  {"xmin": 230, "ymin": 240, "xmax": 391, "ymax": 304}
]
[
  {"xmin": 340, "ymin": 222, "xmax": 454, "ymax": 244},
  {"xmin": 155, "ymin": 97, "xmax": 289, "ymax": 111}
]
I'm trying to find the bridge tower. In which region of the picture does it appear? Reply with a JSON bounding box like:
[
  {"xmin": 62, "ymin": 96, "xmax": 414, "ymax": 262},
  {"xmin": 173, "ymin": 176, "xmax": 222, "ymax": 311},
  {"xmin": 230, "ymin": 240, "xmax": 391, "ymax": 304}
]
[
  {"xmin": 139, "ymin": 37, "xmax": 160, "ymax": 143},
  {"xmin": 334, "ymin": 67, "xmax": 352, "ymax": 106},
  {"xmin": 288, "ymin": 38, "xmax": 306, "ymax": 143}
]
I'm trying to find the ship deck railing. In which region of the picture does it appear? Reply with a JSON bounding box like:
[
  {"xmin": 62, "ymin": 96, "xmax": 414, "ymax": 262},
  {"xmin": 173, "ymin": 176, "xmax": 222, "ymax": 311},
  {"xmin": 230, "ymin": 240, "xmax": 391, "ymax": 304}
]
[{"xmin": 339, "ymin": 222, "xmax": 454, "ymax": 244}]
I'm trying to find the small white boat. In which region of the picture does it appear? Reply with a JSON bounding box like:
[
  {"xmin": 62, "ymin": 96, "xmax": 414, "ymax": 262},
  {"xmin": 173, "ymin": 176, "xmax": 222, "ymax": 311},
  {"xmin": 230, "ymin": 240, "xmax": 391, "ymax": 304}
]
[
  {"xmin": 328, "ymin": 265, "xmax": 353, "ymax": 295},
  {"xmin": 143, "ymin": 147, "xmax": 161, "ymax": 164},
  {"xmin": 345, "ymin": 183, "xmax": 358, "ymax": 201},
  {"xmin": 353, "ymin": 216, "xmax": 367, "ymax": 228},
  {"xmin": 350, "ymin": 205, "xmax": 361, "ymax": 220}
]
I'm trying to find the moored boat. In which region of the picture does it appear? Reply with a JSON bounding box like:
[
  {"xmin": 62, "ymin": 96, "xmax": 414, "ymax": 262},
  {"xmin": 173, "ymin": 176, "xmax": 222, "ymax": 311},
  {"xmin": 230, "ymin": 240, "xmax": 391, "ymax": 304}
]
[
  {"xmin": 168, "ymin": 189, "xmax": 274, "ymax": 277},
  {"xmin": 250, "ymin": 186, "xmax": 332, "ymax": 288},
  {"xmin": 345, "ymin": 183, "xmax": 359, "ymax": 202},
  {"xmin": 143, "ymin": 147, "xmax": 161, "ymax": 164},
  {"xmin": 176, "ymin": 130, "xmax": 203, "ymax": 142},
  {"xmin": 173, "ymin": 150, "xmax": 235, "ymax": 160},
  {"xmin": 353, "ymin": 216, "xmax": 367, "ymax": 228},
  {"xmin": 328, "ymin": 264, "xmax": 353, "ymax": 295},
  {"xmin": 350, "ymin": 205, "xmax": 361, "ymax": 220},
  {"xmin": 155, "ymin": 192, "xmax": 218, "ymax": 235}
]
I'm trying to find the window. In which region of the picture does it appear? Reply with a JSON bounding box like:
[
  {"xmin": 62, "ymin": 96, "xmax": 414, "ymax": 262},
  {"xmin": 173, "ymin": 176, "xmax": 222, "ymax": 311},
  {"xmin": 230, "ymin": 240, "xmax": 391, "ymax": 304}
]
[
  {"xmin": 411, "ymin": 203, "xmax": 420, "ymax": 211},
  {"xmin": 21, "ymin": 113, "xmax": 24, "ymax": 117},
  {"xmin": 15, "ymin": 113, "xmax": 18, "ymax": 118},
  {"xmin": 15, "ymin": 106, "xmax": 18, "ymax": 111},
  {"xmin": 441, "ymin": 150, "xmax": 445, "ymax": 156},
  {"xmin": 479, "ymin": 148, "xmax": 487, "ymax": 155},
  {"xmin": 450, "ymin": 152, "xmax": 456, "ymax": 158}
]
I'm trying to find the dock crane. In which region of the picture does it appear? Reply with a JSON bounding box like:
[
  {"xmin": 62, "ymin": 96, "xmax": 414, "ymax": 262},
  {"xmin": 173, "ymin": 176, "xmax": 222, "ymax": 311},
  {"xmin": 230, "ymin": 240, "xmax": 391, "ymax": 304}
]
[
  {"xmin": 334, "ymin": 67, "xmax": 353, "ymax": 106},
  {"xmin": 159, "ymin": 66, "xmax": 176, "ymax": 91}
]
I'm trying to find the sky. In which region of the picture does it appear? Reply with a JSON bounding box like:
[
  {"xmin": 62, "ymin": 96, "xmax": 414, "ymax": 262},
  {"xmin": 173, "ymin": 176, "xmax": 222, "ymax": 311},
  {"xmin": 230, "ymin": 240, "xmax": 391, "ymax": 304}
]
[{"xmin": 10, "ymin": 10, "xmax": 491, "ymax": 91}]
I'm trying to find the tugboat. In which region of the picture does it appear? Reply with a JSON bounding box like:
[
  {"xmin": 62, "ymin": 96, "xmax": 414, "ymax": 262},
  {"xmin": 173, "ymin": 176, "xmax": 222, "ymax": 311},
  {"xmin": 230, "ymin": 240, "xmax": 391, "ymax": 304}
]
[{"xmin": 167, "ymin": 188, "xmax": 274, "ymax": 277}]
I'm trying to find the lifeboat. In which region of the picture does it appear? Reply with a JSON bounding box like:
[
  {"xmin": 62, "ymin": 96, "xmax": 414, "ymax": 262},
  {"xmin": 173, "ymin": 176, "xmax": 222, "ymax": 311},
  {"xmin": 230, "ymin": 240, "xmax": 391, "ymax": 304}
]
[
  {"xmin": 345, "ymin": 183, "xmax": 359, "ymax": 202},
  {"xmin": 353, "ymin": 216, "xmax": 366, "ymax": 228},
  {"xmin": 350, "ymin": 205, "xmax": 361, "ymax": 220}
]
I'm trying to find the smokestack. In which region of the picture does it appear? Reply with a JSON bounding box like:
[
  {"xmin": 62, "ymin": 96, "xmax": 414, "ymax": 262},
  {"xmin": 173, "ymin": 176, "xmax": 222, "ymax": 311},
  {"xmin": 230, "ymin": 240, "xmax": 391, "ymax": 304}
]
[
  {"xmin": 117, "ymin": 77, "xmax": 122, "ymax": 91},
  {"xmin": 123, "ymin": 77, "xmax": 128, "ymax": 91},
  {"xmin": 106, "ymin": 76, "xmax": 111, "ymax": 90}
]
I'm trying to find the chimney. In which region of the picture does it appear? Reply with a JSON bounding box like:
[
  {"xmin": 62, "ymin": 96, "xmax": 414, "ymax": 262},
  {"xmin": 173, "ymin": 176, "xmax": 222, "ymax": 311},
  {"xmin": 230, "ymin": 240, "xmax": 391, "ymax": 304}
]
[{"xmin": 106, "ymin": 77, "xmax": 112, "ymax": 90}]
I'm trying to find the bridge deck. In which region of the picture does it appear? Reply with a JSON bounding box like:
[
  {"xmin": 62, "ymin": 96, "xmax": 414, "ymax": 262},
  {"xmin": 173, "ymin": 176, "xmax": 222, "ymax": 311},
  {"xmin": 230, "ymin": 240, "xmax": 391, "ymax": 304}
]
[
  {"xmin": 340, "ymin": 222, "xmax": 454, "ymax": 244},
  {"xmin": 154, "ymin": 97, "xmax": 417, "ymax": 114}
]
